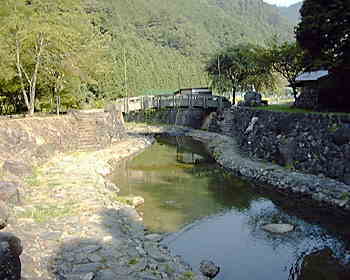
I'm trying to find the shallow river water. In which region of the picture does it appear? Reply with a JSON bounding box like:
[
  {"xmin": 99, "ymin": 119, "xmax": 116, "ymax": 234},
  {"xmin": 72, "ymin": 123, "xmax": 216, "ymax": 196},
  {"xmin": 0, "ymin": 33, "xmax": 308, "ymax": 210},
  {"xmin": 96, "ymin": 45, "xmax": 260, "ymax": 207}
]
[{"xmin": 112, "ymin": 136, "xmax": 350, "ymax": 280}]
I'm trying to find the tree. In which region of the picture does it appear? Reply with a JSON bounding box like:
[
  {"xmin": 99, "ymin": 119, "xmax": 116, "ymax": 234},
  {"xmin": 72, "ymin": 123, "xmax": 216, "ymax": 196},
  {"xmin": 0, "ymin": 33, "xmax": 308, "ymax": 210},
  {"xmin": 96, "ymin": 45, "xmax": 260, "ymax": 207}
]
[
  {"xmin": 262, "ymin": 41, "xmax": 306, "ymax": 101},
  {"xmin": 206, "ymin": 44, "xmax": 275, "ymax": 102},
  {"xmin": 295, "ymin": 0, "xmax": 350, "ymax": 111},
  {"xmin": 0, "ymin": 0, "xmax": 110, "ymax": 115},
  {"xmin": 295, "ymin": 0, "xmax": 350, "ymax": 71}
]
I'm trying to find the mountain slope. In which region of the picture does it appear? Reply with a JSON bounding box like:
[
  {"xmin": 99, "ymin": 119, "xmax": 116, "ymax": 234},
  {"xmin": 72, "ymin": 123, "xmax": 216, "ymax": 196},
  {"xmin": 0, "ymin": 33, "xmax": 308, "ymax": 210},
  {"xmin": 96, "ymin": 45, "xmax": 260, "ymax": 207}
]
[
  {"xmin": 278, "ymin": 2, "xmax": 303, "ymax": 25},
  {"xmin": 97, "ymin": 0, "xmax": 294, "ymax": 55},
  {"xmin": 89, "ymin": 0, "xmax": 296, "ymax": 96}
]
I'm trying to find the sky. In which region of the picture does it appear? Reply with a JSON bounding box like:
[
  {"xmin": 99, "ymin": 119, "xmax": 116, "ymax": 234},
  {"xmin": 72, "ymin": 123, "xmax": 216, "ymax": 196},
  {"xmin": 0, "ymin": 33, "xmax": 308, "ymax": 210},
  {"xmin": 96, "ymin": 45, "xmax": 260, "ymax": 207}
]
[{"xmin": 263, "ymin": 0, "xmax": 301, "ymax": 7}]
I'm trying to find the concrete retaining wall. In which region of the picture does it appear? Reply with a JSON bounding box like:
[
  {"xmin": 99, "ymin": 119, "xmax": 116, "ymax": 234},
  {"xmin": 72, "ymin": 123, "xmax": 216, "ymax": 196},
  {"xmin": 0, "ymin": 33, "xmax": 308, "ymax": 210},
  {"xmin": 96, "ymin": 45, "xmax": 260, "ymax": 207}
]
[{"xmin": 124, "ymin": 108, "xmax": 208, "ymax": 129}]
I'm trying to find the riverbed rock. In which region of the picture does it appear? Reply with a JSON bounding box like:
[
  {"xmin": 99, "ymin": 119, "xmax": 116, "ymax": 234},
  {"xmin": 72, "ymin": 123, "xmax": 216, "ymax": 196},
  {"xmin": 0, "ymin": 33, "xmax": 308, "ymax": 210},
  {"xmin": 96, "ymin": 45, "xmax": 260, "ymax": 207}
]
[
  {"xmin": 145, "ymin": 234, "xmax": 163, "ymax": 242},
  {"xmin": 125, "ymin": 196, "xmax": 145, "ymax": 207},
  {"xmin": 261, "ymin": 223, "xmax": 294, "ymax": 234},
  {"xmin": 199, "ymin": 260, "xmax": 220, "ymax": 279},
  {"xmin": 104, "ymin": 180, "xmax": 120, "ymax": 192},
  {"xmin": 118, "ymin": 206, "xmax": 142, "ymax": 222},
  {"xmin": 0, "ymin": 232, "xmax": 22, "ymax": 280},
  {"xmin": 298, "ymin": 247, "xmax": 350, "ymax": 279},
  {"xmin": 0, "ymin": 201, "xmax": 9, "ymax": 230}
]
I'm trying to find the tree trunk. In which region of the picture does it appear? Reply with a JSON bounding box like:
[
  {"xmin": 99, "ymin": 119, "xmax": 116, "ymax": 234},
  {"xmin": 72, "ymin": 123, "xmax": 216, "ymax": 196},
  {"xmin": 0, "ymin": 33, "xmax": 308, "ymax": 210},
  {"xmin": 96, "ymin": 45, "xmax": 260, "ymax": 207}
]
[
  {"xmin": 232, "ymin": 89, "xmax": 236, "ymax": 105},
  {"xmin": 291, "ymin": 85, "xmax": 298, "ymax": 105},
  {"xmin": 27, "ymin": 33, "xmax": 45, "ymax": 116},
  {"xmin": 15, "ymin": 38, "xmax": 30, "ymax": 112}
]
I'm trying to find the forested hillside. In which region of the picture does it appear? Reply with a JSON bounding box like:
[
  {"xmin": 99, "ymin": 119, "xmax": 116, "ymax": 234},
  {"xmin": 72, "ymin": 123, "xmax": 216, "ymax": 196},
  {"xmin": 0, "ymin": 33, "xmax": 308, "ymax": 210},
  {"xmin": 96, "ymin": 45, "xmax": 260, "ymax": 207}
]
[
  {"xmin": 278, "ymin": 2, "xmax": 302, "ymax": 24},
  {"xmin": 0, "ymin": 0, "xmax": 294, "ymax": 114}
]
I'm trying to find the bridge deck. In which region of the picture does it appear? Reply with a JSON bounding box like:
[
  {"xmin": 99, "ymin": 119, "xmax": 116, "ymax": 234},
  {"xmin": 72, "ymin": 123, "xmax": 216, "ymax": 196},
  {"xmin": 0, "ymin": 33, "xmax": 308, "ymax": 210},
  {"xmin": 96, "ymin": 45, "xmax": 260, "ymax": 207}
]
[{"xmin": 114, "ymin": 95, "xmax": 230, "ymax": 113}]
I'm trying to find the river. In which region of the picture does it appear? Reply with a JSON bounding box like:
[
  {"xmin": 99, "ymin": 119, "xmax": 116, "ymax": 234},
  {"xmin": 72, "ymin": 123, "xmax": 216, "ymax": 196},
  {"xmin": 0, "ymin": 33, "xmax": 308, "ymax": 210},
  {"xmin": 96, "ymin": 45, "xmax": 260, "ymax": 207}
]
[{"xmin": 112, "ymin": 135, "xmax": 350, "ymax": 280}]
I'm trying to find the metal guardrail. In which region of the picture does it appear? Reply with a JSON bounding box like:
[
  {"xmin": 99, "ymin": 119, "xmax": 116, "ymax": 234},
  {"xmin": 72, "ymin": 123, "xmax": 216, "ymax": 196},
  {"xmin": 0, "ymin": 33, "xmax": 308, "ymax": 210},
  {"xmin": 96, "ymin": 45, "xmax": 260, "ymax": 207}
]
[{"xmin": 114, "ymin": 95, "xmax": 230, "ymax": 113}]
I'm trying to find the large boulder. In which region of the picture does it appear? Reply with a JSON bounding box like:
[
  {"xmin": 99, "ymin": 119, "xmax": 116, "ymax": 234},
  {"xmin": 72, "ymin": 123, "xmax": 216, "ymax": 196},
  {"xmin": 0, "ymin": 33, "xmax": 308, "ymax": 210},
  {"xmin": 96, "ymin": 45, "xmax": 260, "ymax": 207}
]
[
  {"xmin": 298, "ymin": 248, "xmax": 350, "ymax": 280},
  {"xmin": 0, "ymin": 232, "xmax": 22, "ymax": 280},
  {"xmin": 199, "ymin": 260, "xmax": 220, "ymax": 279}
]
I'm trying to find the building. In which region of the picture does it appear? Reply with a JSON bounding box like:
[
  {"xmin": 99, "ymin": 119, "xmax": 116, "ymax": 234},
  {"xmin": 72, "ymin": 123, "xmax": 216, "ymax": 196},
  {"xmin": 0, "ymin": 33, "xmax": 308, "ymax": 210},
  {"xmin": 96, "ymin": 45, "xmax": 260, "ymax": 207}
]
[
  {"xmin": 173, "ymin": 87, "xmax": 212, "ymax": 96},
  {"xmin": 294, "ymin": 70, "xmax": 329, "ymax": 109}
]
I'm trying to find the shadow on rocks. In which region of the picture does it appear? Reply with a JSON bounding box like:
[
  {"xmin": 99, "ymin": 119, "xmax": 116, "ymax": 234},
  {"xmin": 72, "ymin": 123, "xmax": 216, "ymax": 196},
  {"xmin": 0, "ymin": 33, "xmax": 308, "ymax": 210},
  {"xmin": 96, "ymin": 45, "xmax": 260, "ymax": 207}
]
[{"xmin": 50, "ymin": 206, "xmax": 198, "ymax": 280}]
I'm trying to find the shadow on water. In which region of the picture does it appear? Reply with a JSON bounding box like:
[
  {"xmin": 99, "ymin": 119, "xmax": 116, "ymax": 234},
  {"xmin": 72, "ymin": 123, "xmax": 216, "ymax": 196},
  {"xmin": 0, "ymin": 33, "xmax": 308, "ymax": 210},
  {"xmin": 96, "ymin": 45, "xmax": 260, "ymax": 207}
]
[{"xmin": 109, "ymin": 135, "xmax": 350, "ymax": 280}]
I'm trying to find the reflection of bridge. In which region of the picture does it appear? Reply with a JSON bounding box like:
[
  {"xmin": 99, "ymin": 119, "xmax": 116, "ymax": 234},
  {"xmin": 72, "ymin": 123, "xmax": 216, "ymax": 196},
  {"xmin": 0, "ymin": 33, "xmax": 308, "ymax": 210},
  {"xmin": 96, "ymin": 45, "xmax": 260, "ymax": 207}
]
[{"xmin": 114, "ymin": 95, "xmax": 231, "ymax": 113}]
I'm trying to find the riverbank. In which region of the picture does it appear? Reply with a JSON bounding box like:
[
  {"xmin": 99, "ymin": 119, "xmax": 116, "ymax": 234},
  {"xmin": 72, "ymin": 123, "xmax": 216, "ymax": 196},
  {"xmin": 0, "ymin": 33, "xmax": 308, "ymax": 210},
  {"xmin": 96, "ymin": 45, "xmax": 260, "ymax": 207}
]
[
  {"xmin": 129, "ymin": 123, "xmax": 350, "ymax": 215},
  {"xmin": 6, "ymin": 132, "xmax": 203, "ymax": 280},
  {"xmin": 6, "ymin": 121, "xmax": 350, "ymax": 280}
]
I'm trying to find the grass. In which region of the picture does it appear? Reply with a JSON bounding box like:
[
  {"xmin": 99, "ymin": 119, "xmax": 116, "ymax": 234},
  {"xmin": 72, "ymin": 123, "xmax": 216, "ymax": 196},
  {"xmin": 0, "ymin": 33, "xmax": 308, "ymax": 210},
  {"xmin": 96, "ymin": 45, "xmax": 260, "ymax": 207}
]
[
  {"xmin": 18, "ymin": 203, "xmax": 75, "ymax": 223},
  {"xmin": 24, "ymin": 174, "xmax": 41, "ymax": 187},
  {"xmin": 340, "ymin": 192, "xmax": 350, "ymax": 201},
  {"xmin": 128, "ymin": 258, "xmax": 139, "ymax": 265},
  {"xmin": 252, "ymin": 104, "xmax": 350, "ymax": 116},
  {"xmin": 109, "ymin": 193, "xmax": 135, "ymax": 206},
  {"xmin": 253, "ymin": 104, "xmax": 312, "ymax": 114},
  {"xmin": 179, "ymin": 271, "xmax": 195, "ymax": 280}
]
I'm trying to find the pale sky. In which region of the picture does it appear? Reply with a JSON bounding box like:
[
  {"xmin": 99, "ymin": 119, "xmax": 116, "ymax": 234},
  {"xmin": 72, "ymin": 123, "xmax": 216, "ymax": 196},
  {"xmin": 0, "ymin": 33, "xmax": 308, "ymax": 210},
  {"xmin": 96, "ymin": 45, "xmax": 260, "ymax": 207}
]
[{"xmin": 263, "ymin": 0, "xmax": 301, "ymax": 7}]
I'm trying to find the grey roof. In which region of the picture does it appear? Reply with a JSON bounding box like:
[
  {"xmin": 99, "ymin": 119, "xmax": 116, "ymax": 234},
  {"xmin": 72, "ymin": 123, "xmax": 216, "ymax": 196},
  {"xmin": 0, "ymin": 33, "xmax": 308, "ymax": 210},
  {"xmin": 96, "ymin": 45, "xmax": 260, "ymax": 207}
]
[{"xmin": 295, "ymin": 70, "xmax": 329, "ymax": 82}]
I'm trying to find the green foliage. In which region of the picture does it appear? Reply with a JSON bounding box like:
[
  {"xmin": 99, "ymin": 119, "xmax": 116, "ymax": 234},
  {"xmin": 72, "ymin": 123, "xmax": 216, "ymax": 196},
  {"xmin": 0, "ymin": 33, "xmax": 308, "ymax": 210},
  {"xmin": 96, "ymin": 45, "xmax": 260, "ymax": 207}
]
[
  {"xmin": 295, "ymin": 0, "xmax": 350, "ymax": 71},
  {"xmin": 128, "ymin": 258, "xmax": 139, "ymax": 265},
  {"xmin": 253, "ymin": 104, "xmax": 312, "ymax": 113},
  {"xmin": 340, "ymin": 192, "xmax": 350, "ymax": 201},
  {"xmin": 0, "ymin": 0, "xmax": 110, "ymax": 114},
  {"xmin": 261, "ymin": 40, "xmax": 306, "ymax": 100},
  {"xmin": 18, "ymin": 203, "xmax": 74, "ymax": 223},
  {"xmin": 206, "ymin": 44, "xmax": 276, "ymax": 95},
  {"xmin": 0, "ymin": 0, "xmax": 295, "ymax": 115},
  {"xmin": 295, "ymin": 0, "xmax": 350, "ymax": 111}
]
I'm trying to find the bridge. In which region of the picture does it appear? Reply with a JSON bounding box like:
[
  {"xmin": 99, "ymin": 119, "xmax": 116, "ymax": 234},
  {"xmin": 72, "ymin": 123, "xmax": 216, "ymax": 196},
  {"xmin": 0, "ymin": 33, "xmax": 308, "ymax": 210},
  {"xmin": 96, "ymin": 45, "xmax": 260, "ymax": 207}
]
[{"xmin": 114, "ymin": 94, "xmax": 231, "ymax": 113}]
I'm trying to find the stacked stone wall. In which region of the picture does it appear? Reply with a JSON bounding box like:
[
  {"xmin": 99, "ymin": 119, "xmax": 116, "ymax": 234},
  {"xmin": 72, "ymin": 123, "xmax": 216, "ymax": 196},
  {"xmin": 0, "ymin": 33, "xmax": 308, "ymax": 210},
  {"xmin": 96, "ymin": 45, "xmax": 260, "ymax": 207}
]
[{"xmin": 213, "ymin": 107, "xmax": 350, "ymax": 185}]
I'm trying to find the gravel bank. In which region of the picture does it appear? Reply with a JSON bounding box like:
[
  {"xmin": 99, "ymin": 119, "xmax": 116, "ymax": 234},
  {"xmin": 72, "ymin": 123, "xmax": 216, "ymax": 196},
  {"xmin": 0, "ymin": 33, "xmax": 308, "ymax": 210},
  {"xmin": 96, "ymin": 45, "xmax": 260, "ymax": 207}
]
[{"xmin": 7, "ymin": 132, "xmax": 204, "ymax": 280}]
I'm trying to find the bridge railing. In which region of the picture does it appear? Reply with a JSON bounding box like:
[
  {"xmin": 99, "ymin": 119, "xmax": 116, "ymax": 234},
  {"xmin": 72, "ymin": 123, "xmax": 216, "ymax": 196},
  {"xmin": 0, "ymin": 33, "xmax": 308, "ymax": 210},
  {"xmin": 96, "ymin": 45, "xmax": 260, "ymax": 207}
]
[{"xmin": 114, "ymin": 94, "xmax": 230, "ymax": 113}]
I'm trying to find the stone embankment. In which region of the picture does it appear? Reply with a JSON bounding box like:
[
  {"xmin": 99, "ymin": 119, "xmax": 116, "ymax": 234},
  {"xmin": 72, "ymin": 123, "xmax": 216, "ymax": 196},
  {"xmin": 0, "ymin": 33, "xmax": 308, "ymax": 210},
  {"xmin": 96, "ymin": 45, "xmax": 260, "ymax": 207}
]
[
  {"xmin": 215, "ymin": 107, "xmax": 350, "ymax": 185},
  {"xmin": 131, "ymin": 124, "xmax": 350, "ymax": 215},
  {"xmin": 126, "ymin": 106, "xmax": 350, "ymax": 186},
  {"xmin": 0, "ymin": 112, "xmax": 207, "ymax": 280},
  {"xmin": 5, "ymin": 133, "xmax": 203, "ymax": 280}
]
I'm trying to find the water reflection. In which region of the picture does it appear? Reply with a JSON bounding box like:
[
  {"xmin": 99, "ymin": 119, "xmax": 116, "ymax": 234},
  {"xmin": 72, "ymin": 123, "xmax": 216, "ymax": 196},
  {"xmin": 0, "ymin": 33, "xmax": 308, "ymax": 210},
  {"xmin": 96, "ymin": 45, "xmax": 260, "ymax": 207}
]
[{"xmin": 111, "ymin": 136, "xmax": 350, "ymax": 280}]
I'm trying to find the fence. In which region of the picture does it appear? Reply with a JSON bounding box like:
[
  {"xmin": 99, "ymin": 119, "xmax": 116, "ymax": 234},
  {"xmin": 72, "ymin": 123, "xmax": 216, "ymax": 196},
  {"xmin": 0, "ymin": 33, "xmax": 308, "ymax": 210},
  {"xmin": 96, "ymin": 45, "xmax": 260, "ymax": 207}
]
[{"xmin": 114, "ymin": 94, "xmax": 230, "ymax": 113}]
